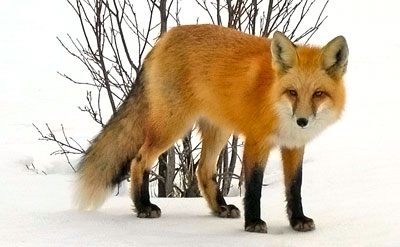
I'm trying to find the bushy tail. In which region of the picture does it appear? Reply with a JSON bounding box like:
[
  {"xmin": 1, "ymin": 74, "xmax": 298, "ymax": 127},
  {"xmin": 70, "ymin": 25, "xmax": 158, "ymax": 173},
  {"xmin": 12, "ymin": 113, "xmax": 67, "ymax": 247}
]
[{"xmin": 74, "ymin": 79, "xmax": 148, "ymax": 210}]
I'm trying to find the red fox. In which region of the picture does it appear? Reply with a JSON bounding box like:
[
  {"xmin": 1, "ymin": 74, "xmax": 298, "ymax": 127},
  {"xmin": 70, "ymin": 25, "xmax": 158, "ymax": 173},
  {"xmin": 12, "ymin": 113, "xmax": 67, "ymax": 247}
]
[{"xmin": 74, "ymin": 24, "xmax": 348, "ymax": 233}]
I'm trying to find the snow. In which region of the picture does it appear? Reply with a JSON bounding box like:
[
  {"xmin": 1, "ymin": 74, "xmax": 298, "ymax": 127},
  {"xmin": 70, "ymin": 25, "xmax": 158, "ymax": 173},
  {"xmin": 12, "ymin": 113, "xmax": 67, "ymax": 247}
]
[{"xmin": 1, "ymin": 0, "xmax": 400, "ymax": 246}]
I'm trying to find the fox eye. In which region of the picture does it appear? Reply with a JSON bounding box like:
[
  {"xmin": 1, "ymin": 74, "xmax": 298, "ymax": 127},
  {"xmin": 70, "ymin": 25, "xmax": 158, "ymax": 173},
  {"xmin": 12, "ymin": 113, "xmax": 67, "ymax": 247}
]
[
  {"xmin": 313, "ymin": 91, "xmax": 324, "ymax": 97},
  {"xmin": 288, "ymin": 90, "xmax": 297, "ymax": 96}
]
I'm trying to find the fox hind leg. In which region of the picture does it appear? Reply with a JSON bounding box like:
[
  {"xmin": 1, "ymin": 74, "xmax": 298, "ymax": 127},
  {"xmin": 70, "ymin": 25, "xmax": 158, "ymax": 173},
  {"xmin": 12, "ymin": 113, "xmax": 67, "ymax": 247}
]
[
  {"xmin": 130, "ymin": 141, "xmax": 163, "ymax": 218},
  {"xmin": 130, "ymin": 107, "xmax": 195, "ymax": 218},
  {"xmin": 197, "ymin": 119, "xmax": 240, "ymax": 218}
]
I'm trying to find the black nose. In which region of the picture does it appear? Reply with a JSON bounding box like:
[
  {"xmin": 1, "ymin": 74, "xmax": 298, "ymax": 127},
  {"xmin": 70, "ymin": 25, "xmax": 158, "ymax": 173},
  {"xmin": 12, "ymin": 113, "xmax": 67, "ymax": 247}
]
[{"xmin": 296, "ymin": 118, "xmax": 308, "ymax": 127}]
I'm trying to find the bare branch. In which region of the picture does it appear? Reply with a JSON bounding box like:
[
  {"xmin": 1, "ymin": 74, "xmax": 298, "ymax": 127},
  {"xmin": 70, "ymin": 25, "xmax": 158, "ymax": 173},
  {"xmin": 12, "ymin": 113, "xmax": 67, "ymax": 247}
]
[
  {"xmin": 32, "ymin": 123, "xmax": 84, "ymax": 172},
  {"xmin": 195, "ymin": 0, "xmax": 215, "ymax": 24}
]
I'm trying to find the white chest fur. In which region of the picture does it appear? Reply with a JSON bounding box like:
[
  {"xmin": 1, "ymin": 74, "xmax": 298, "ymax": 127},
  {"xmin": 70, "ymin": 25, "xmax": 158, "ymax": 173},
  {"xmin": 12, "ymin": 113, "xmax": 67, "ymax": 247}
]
[{"xmin": 269, "ymin": 122, "xmax": 322, "ymax": 148}]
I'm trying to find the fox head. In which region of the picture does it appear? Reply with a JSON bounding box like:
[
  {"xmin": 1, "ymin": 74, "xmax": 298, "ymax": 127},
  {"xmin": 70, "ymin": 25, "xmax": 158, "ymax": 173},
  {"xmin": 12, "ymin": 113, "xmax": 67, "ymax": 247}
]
[{"xmin": 270, "ymin": 32, "xmax": 348, "ymax": 148}]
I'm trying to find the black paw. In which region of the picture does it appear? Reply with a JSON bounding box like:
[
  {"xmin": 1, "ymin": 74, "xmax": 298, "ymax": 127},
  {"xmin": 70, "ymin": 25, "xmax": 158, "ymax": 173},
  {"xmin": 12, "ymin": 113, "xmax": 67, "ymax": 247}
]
[
  {"xmin": 290, "ymin": 216, "xmax": 315, "ymax": 232},
  {"xmin": 245, "ymin": 219, "xmax": 268, "ymax": 233},
  {"xmin": 217, "ymin": 204, "xmax": 241, "ymax": 218},
  {"xmin": 136, "ymin": 204, "xmax": 161, "ymax": 218}
]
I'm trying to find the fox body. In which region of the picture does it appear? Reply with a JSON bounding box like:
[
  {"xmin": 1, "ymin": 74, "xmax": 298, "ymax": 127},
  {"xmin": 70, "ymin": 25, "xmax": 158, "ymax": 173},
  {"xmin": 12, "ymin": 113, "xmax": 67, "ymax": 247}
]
[{"xmin": 75, "ymin": 24, "xmax": 348, "ymax": 233}]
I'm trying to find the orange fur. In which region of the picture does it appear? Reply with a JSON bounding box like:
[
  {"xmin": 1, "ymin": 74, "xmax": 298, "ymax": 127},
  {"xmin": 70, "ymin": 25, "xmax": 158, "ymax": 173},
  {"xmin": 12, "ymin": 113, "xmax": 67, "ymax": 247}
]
[
  {"xmin": 75, "ymin": 24, "xmax": 348, "ymax": 232},
  {"xmin": 281, "ymin": 147, "xmax": 304, "ymax": 188}
]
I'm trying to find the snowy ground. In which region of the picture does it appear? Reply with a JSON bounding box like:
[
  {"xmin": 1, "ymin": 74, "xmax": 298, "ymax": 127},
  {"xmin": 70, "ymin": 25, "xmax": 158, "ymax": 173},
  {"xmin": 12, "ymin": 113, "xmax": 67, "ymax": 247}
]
[{"xmin": 1, "ymin": 0, "xmax": 400, "ymax": 246}]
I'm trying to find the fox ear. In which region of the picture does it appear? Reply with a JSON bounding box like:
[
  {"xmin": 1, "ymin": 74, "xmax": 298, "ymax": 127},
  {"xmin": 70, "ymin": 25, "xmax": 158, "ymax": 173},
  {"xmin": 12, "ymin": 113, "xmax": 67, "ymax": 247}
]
[
  {"xmin": 321, "ymin": 36, "xmax": 349, "ymax": 78},
  {"xmin": 271, "ymin": 31, "xmax": 298, "ymax": 74}
]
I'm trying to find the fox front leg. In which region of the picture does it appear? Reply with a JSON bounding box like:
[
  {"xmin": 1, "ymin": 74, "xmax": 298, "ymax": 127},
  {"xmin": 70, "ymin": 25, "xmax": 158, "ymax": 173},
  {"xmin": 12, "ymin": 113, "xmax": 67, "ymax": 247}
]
[
  {"xmin": 243, "ymin": 140, "xmax": 270, "ymax": 233},
  {"xmin": 281, "ymin": 147, "xmax": 315, "ymax": 231}
]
